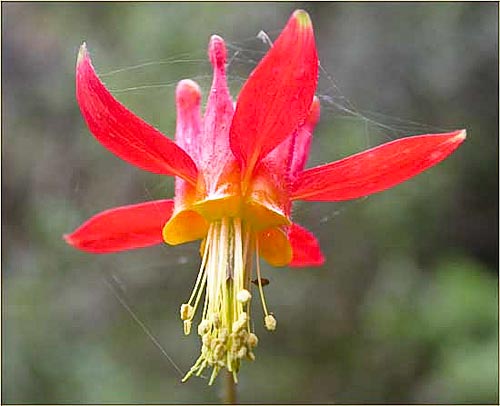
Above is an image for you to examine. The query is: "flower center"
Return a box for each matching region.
[180,217,276,384]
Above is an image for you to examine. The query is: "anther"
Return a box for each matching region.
[180,303,194,321]
[237,347,247,359]
[184,320,192,335]
[238,329,249,341]
[214,344,225,359]
[232,320,240,332]
[198,319,211,336]
[218,328,228,342]
[247,332,259,348]
[212,314,221,327]
[237,289,252,304]
[232,312,248,332]
[264,314,277,331]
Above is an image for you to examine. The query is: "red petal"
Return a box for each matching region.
[76,44,198,185]
[289,96,321,178]
[173,79,204,231]
[291,130,466,201]
[247,97,321,222]
[263,95,321,182]
[200,36,237,195]
[230,10,318,179]
[288,223,325,267]
[64,200,174,253]
[175,79,203,160]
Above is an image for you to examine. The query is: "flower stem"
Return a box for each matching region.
[224,370,237,404]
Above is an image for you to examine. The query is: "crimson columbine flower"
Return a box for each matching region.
[65,10,465,384]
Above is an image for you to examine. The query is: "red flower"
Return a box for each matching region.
[65,10,465,384]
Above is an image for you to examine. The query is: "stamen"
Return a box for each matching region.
[182,218,259,384]
[255,238,277,331]
[179,227,212,335]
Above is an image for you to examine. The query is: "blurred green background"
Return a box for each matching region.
[2,2,498,404]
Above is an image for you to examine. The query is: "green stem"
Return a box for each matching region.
[224,370,237,404]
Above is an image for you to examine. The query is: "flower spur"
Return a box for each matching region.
[65,10,466,384]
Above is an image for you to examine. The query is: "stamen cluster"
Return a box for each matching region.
[179,218,274,384]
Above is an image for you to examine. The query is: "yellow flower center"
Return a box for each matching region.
[179,217,275,384]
